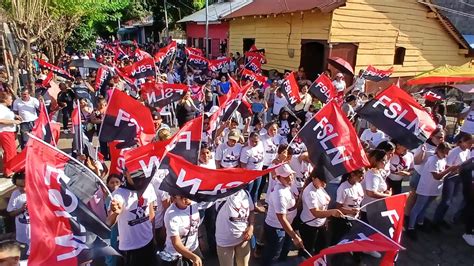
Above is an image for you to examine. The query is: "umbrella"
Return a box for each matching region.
[69,59,101,69]
[328,56,354,75]
[407,65,474,85]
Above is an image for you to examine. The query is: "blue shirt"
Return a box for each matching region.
[218,81,230,94]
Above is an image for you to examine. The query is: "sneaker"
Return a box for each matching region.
[363,251,382,258]
[462,234,474,246]
[406,229,418,241]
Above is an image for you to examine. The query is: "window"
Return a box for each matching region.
[394,47,406,65]
[243,38,256,52]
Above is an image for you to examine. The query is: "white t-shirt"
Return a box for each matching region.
[12,97,39,122]
[0,104,16,132]
[446,146,470,166]
[7,189,30,244]
[413,143,437,174]
[300,184,330,227]
[460,108,474,134]
[261,134,280,166]
[240,143,265,170]
[273,95,288,115]
[150,175,170,228]
[289,141,307,156]
[111,186,157,251]
[279,120,291,138]
[215,190,254,247]
[199,159,217,169]
[416,155,446,196]
[336,181,364,217]
[389,152,414,181]
[360,129,386,149]
[215,142,242,168]
[164,203,201,256]
[361,169,388,207]
[332,80,346,92]
[289,155,313,189]
[265,182,297,228]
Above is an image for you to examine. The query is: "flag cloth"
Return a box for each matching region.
[130,57,156,80]
[365,193,408,266]
[95,66,112,92]
[154,40,177,69]
[357,84,437,149]
[99,89,155,145]
[187,53,209,71]
[299,101,369,181]
[245,57,262,73]
[108,141,133,176]
[209,58,232,72]
[25,136,119,265]
[185,47,204,57]
[362,65,394,82]
[133,48,152,62]
[244,51,266,65]
[42,71,54,87]
[37,59,74,81]
[113,66,138,92]
[222,82,253,122]
[241,69,267,87]
[309,74,337,103]
[300,218,404,266]
[159,153,279,202]
[280,72,302,108]
[423,90,445,102]
[71,100,83,155]
[140,82,189,108]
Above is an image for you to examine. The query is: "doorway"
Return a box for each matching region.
[300,40,327,81]
[243,38,255,53]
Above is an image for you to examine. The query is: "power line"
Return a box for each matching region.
[459,0,474,9]
[418,1,474,19]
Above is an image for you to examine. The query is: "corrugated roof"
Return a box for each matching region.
[178,0,252,23]
[224,0,346,18]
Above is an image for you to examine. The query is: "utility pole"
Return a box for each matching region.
[205,0,209,58]
[164,0,169,42]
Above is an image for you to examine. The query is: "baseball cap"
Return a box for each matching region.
[275,164,295,178]
[228,129,240,142]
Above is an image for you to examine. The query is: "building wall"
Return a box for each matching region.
[228,11,332,72]
[330,0,470,77]
[186,22,229,58]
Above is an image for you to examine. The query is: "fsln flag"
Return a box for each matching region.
[133,48,152,62]
[130,57,156,80]
[365,193,408,266]
[245,57,262,73]
[99,89,155,145]
[25,136,119,265]
[140,82,189,108]
[185,47,204,57]
[357,84,437,149]
[244,51,266,65]
[222,82,253,122]
[187,53,209,70]
[154,40,177,69]
[209,58,232,72]
[362,65,394,82]
[300,218,404,266]
[159,153,279,202]
[280,72,302,108]
[423,90,444,102]
[95,66,112,92]
[309,74,337,103]
[299,101,370,180]
[37,59,74,81]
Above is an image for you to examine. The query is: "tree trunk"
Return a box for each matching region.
[25,40,34,85]
[12,57,20,95]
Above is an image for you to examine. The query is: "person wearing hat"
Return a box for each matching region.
[332,72,346,95]
[215,129,242,169]
[262,164,304,265]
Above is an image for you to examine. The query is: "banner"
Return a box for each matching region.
[187,53,209,70]
[209,58,232,72]
[365,193,408,266]
[95,66,112,92]
[309,74,337,103]
[130,57,156,80]
[280,72,302,108]
[299,101,369,180]
[300,218,404,266]
[99,89,155,145]
[38,59,74,81]
[357,85,437,149]
[362,65,394,82]
[141,82,189,108]
[25,136,119,265]
[185,47,204,57]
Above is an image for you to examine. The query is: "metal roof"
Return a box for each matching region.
[224,0,346,18]
[178,0,252,23]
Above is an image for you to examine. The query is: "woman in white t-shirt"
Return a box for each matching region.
[361,150,392,212]
[215,189,255,266]
[360,124,387,149]
[0,92,21,178]
[262,164,304,265]
[215,129,242,169]
[387,141,414,195]
[407,143,457,241]
[240,132,265,205]
[299,173,343,255]
[258,122,282,201]
[7,173,30,250]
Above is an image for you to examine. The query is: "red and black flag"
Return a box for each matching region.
[185,47,204,57]
[423,90,445,102]
[244,51,266,65]
[237,97,253,120]
[280,72,302,108]
[209,58,232,72]
[299,101,369,180]
[309,74,337,103]
[113,66,138,92]
[357,84,437,149]
[25,136,119,266]
[71,100,83,155]
[133,48,152,62]
[361,65,394,82]
[37,59,74,81]
[241,69,267,88]
[154,40,177,69]
[222,82,253,122]
[99,89,155,145]
[140,82,189,108]
[187,53,209,71]
[245,57,262,73]
[130,57,156,80]
[95,66,112,92]
[364,193,408,266]
[300,218,404,266]
[42,71,54,88]
[108,140,132,176]
[159,152,279,202]
[112,45,129,61]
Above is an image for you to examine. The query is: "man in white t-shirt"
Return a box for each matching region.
[12,88,39,148]
[360,124,387,149]
[215,129,242,169]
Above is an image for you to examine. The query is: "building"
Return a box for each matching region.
[178,0,251,58]
[118,15,155,44]
[224,0,473,89]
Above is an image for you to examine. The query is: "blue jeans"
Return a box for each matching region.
[326,182,339,209]
[105,224,119,266]
[261,223,292,265]
[408,194,436,229]
[433,174,463,224]
[246,177,262,203]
